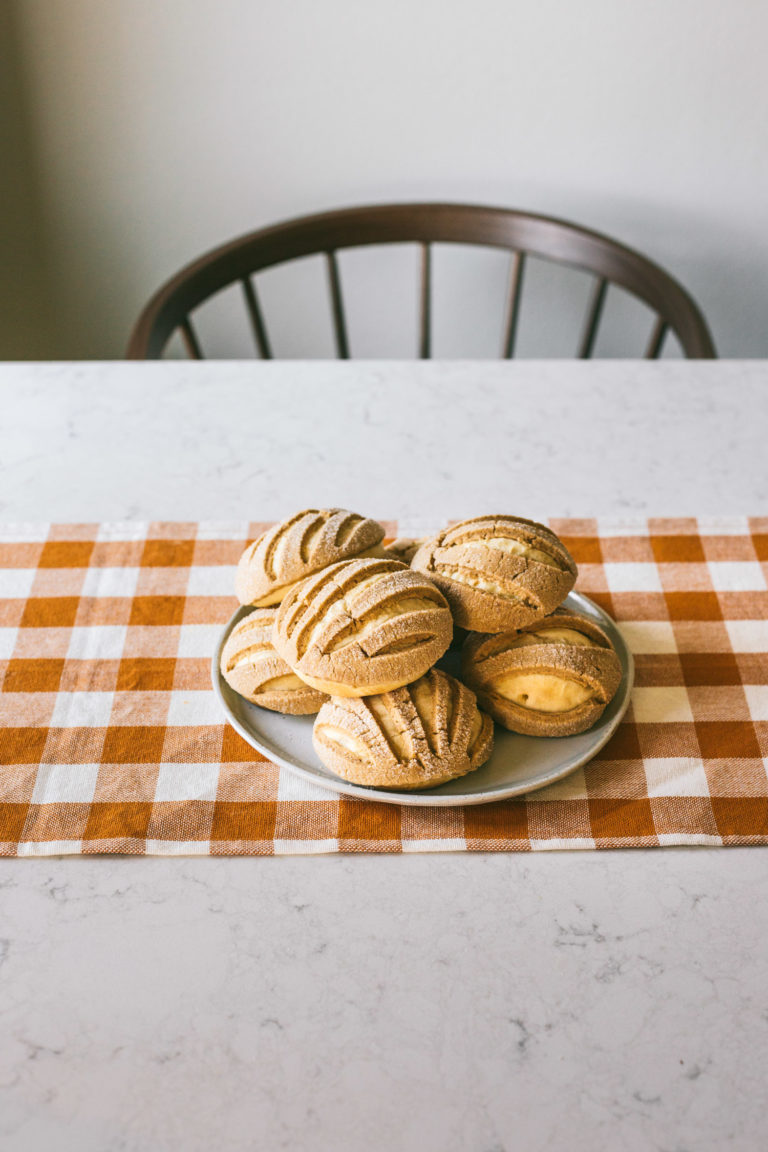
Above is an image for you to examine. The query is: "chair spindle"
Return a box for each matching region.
[502,251,526,358]
[241,277,272,359]
[578,277,608,359]
[645,316,669,359]
[326,251,350,359]
[180,317,203,359]
[419,243,431,359]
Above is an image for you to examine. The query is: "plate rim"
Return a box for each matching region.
[211,593,634,807]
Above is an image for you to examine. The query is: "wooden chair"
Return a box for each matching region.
[126,203,716,360]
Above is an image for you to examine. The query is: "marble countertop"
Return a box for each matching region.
[1,360,767,1152]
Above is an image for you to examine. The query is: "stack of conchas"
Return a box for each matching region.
[221,510,623,791]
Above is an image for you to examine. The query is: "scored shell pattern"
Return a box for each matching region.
[220,608,327,714]
[461,609,622,736]
[272,557,454,696]
[313,668,494,789]
[236,508,385,607]
[412,515,577,632]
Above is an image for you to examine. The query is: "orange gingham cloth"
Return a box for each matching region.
[1,518,767,856]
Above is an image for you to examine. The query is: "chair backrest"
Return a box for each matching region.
[126,203,716,360]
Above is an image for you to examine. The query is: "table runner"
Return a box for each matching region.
[1,518,767,855]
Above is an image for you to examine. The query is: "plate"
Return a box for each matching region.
[211,592,634,807]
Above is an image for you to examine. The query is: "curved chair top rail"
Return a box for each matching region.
[126,202,716,360]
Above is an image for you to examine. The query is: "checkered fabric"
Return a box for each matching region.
[1,518,767,856]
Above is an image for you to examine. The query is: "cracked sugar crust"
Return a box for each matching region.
[220,608,327,714]
[411,515,577,633]
[312,668,494,789]
[235,508,386,607]
[272,557,454,697]
[461,608,622,737]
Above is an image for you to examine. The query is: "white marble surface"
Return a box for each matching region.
[0,360,766,520]
[2,360,768,1152]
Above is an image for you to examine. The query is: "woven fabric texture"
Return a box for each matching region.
[1,518,767,856]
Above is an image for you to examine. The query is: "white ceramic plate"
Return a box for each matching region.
[211,592,634,807]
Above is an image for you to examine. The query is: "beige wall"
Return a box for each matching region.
[10,0,768,358]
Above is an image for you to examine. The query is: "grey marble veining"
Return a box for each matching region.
[2,360,768,1152]
[2,853,768,1152]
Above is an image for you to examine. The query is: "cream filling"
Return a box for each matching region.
[467,707,483,755]
[229,648,305,693]
[507,627,597,649]
[482,536,563,569]
[439,565,531,602]
[409,677,441,754]
[260,672,306,693]
[316,724,369,759]
[229,643,270,670]
[496,672,593,713]
[253,576,303,607]
[335,514,364,548]
[299,516,326,562]
[327,595,438,652]
[271,526,295,577]
[297,569,389,655]
[410,677,437,725]
[368,696,413,759]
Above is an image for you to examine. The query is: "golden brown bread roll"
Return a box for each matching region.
[220,609,327,714]
[312,668,494,789]
[412,515,577,632]
[272,557,453,697]
[461,609,622,736]
[236,508,385,607]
